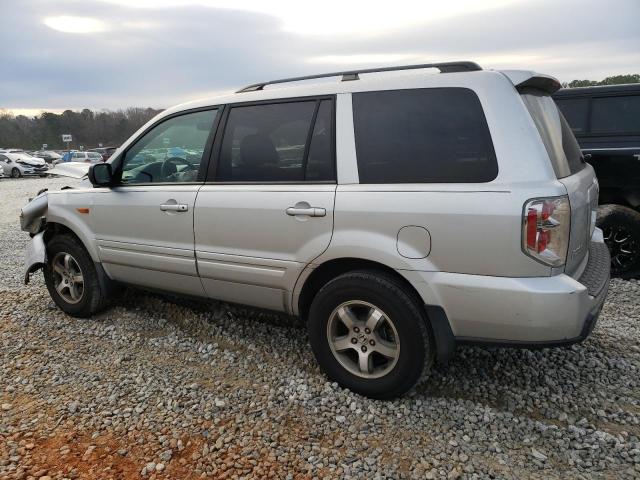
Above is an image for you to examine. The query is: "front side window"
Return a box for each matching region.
[120,109,217,184]
[216,99,334,182]
[590,95,640,134]
[352,88,498,184]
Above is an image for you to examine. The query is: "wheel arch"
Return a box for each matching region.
[294,257,456,363]
[599,189,640,211]
[43,220,99,262]
[296,258,419,320]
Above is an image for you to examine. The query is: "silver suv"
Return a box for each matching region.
[21,62,610,398]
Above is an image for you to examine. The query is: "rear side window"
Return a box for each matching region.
[352,88,497,184]
[216,99,334,182]
[555,97,589,134]
[521,88,584,178]
[590,95,640,134]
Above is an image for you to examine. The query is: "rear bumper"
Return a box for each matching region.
[408,238,610,346]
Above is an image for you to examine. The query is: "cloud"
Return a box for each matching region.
[44,15,109,33]
[92,0,527,36]
[0,0,638,112]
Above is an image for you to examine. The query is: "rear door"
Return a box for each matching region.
[194,97,336,312]
[521,89,597,275]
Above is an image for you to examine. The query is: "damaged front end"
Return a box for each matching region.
[20,191,49,284]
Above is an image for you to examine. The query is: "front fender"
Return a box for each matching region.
[24,232,46,284]
[20,192,48,234]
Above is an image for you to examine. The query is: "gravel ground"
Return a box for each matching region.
[1,176,639,480]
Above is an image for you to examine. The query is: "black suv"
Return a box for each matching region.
[554,83,640,278]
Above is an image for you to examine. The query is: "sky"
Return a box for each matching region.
[1,0,639,116]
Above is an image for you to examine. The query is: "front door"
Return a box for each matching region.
[91,108,219,296]
[194,98,336,311]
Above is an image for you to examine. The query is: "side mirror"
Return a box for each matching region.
[88,163,113,187]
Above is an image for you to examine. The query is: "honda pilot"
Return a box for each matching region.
[21,62,610,398]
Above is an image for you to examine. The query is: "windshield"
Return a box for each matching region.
[520,88,585,178]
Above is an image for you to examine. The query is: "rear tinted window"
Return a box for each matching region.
[521,88,584,178]
[554,97,589,134]
[352,88,497,184]
[591,95,640,134]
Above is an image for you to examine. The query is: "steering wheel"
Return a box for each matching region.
[161,156,193,179]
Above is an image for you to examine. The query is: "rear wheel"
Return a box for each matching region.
[597,204,640,278]
[11,168,21,178]
[44,234,113,317]
[308,271,433,399]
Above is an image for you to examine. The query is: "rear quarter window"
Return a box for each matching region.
[521,88,584,178]
[352,88,498,184]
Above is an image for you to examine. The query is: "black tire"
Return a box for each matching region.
[597,204,640,279]
[11,168,21,178]
[308,270,434,399]
[43,234,112,317]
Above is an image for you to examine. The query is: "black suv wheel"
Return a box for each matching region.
[597,204,640,278]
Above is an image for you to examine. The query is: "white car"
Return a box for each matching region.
[0,152,48,177]
[69,151,104,164]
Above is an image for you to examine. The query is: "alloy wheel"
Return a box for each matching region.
[51,252,85,304]
[603,225,639,275]
[326,301,400,379]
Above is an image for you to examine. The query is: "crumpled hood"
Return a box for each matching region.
[46,161,90,178]
[16,155,46,166]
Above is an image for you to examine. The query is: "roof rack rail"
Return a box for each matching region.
[236,61,482,93]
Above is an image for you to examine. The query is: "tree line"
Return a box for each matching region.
[561,74,639,88]
[0,107,162,150]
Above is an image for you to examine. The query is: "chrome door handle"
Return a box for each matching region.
[160,203,188,212]
[286,207,326,217]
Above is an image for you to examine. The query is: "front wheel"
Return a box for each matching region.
[597,204,640,278]
[308,271,433,399]
[44,234,113,317]
[11,168,21,178]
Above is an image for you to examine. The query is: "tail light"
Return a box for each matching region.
[522,196,570,267]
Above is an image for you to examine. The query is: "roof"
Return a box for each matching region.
[161,66,556,117]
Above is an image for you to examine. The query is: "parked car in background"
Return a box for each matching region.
[0,148,27,155]
[554,83,640,278]
[33,150,63,164]
[4,150,48,163]
[21,62,610,399]
[88,147,118,161]
[0,152,48,177]
[60,151,105,164]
